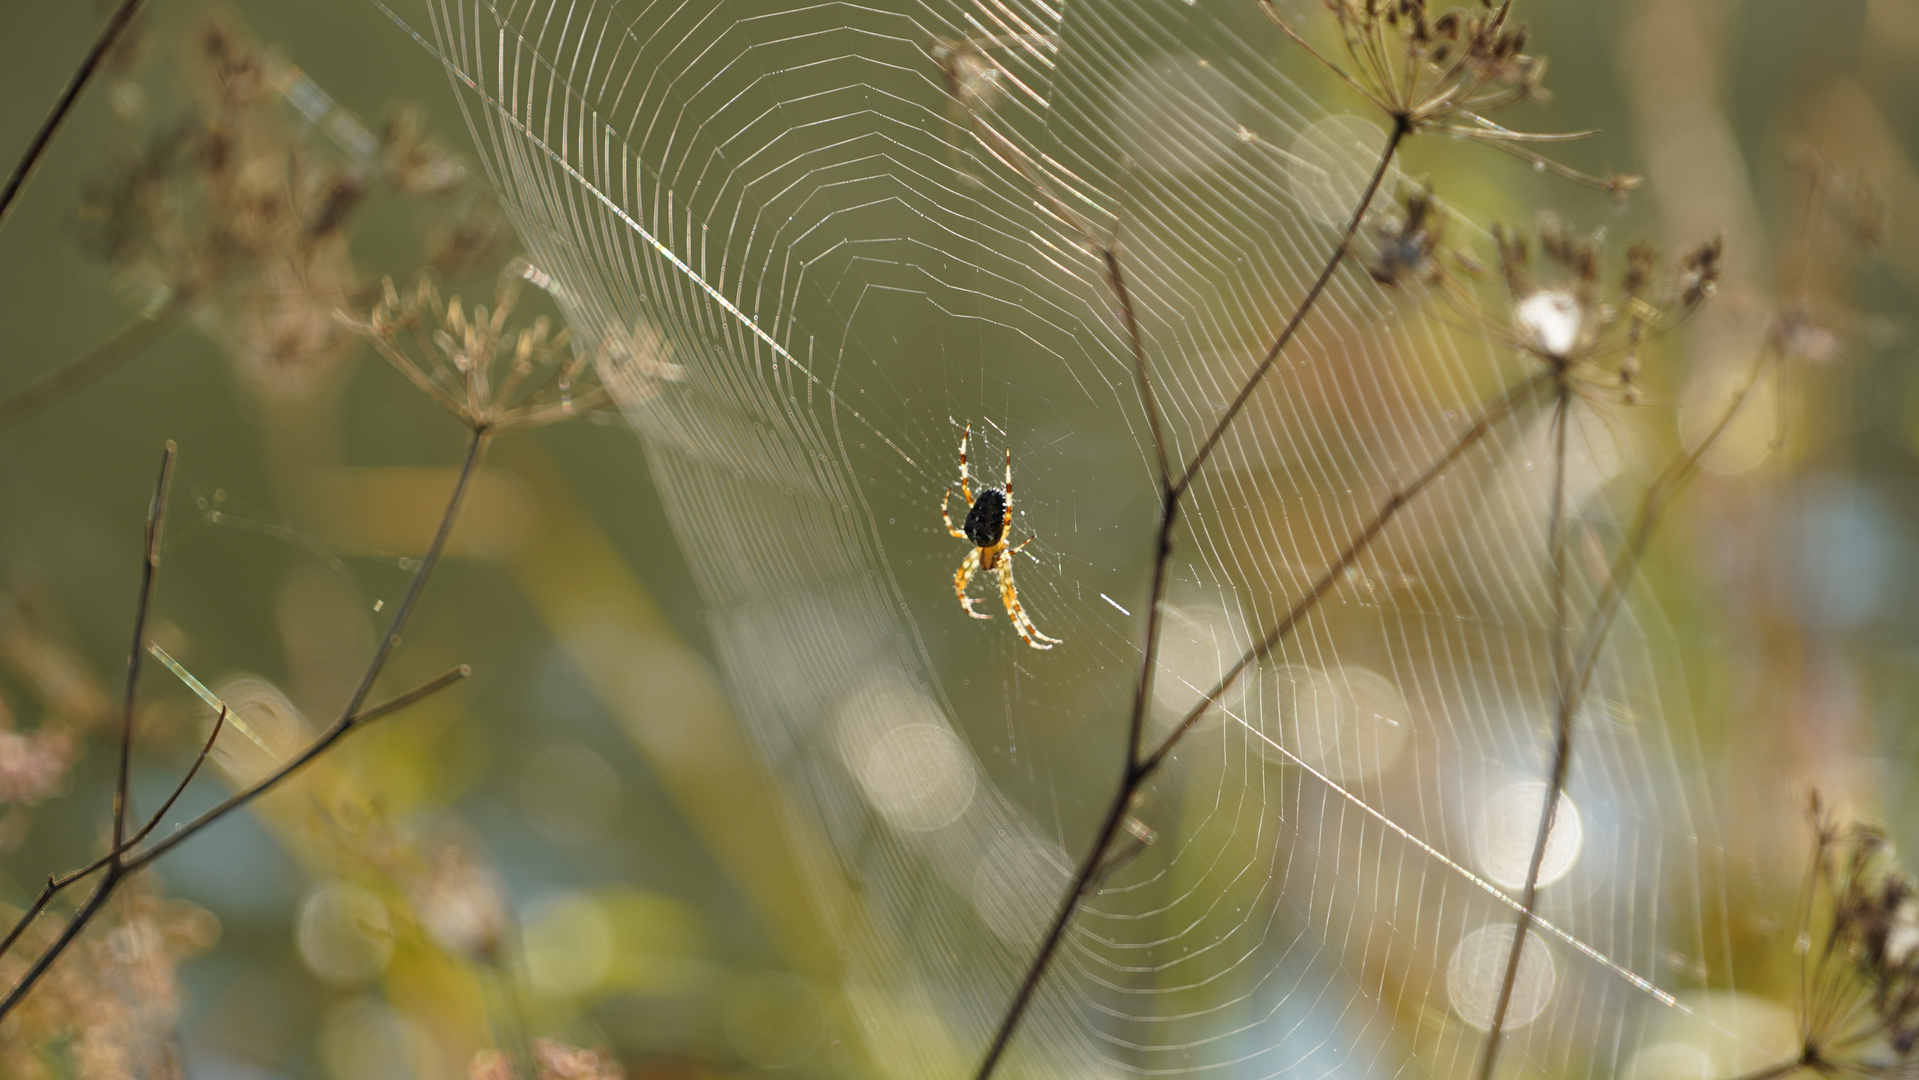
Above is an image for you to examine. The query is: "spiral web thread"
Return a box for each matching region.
[376,0,1744,1075]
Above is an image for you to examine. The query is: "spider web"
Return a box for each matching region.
[375,0,1741,1075]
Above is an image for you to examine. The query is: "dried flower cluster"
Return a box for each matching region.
[1261,0,1638,196]
[1777,804,1919,1076]
[1491,215,1720,402]
[1367,194,1718,409]
[1275,0,1542,127]
[0,593,114,851]
[404,835,510,965]
[470,1038,626,1080]
[341,270,619,432]
[1364,186,1723,406]
[0,878,218,1080]
[72,16,500,399]
[1767,145,1890,368]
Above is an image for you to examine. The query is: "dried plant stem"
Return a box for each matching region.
[125,424,489,867]
[1115,116,1410,786]
[1475,347,1779,1080]
[112,443,175,850]
[127,663,472,872]
[1142,371,1549,772]
[971,364,1544,1080]
[0,705,227,962]
[1174,118,1409,496]
[1128,116,1408,789]
[0,427,486,1022]
[974,118,1407,1080]
[1569,349,1775,712]
[0,0,146,233]
[1103,247,1171,487]
[1474,384,1573,1080]
[0,305,182,429]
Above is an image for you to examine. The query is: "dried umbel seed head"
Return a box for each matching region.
[380,105,469,196]
[57,12,507,414]
[409,840,509,965]
[0,877,219,1080]
[1260,0,1637,196]
[340,266,615,433]
[1536,213,1601,304]
[1796,810,1919,1064]
[1513,289,1588,360]
[1788,143,1890,249]
[1493,221,1533,299]
[1622,240,1658,300]
[0,728,77,807]
[1465,218,1723,404]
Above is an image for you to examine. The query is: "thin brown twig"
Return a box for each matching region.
[0,706,227,964]
[124,663,470,870]
[1102,247,1170,487]
[1141,371,1548,774]
[128,705,229,852]
[1174,117,1409,497]
[0,427,487,1023]
[1474,383,1573,1080]
[0,0,147,233]
[125,420,488,869]
[112,443,176,853]
[1568,347,1775,709]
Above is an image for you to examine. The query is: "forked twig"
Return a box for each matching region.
[0,429,487,1021]
[0,704,226,963]
[125,664,472,870]
[1172,117,1410,498]
[1124,117,1408,777]
[113,443,176,854]
[972,363,1545,1080]
[1141,372,1549,773]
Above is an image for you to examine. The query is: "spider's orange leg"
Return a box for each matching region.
[942,488,968,540]
[958,423,975,504]
[954,546,993,619]
[1000,445,1013,539]
[995,541,1061,649]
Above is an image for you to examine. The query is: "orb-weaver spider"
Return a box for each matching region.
[941,424,1062,650]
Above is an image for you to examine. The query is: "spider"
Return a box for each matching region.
[942,424,1062,650]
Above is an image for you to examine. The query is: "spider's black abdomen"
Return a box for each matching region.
[964,488,1008,547]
